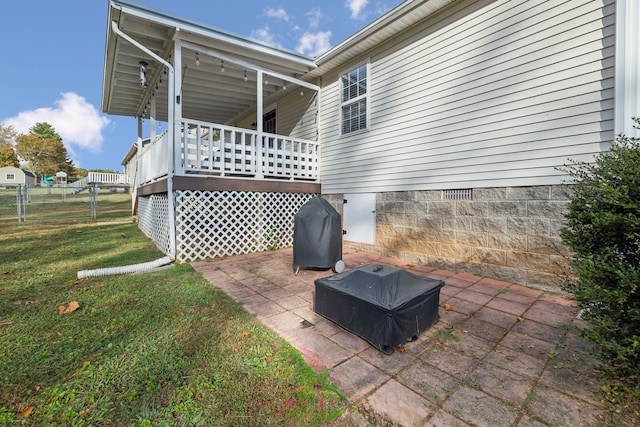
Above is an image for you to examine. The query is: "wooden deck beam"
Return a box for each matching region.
[137,176,320,196]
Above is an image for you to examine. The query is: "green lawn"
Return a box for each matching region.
[0,195,348,426]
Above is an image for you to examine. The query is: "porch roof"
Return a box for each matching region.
[102,0,317,124]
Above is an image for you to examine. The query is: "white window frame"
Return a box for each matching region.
[339,61,370,135]
[5,173,15,181]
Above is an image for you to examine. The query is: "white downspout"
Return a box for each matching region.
[77,256,173,278]
[111,20,177,260]
[615,0,640,137]
[315,78,321,184]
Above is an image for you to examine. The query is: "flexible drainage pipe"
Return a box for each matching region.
[77,256,173,279]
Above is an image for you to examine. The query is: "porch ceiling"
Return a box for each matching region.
[102,0,317,124]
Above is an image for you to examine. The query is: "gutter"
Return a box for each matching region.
[110,20,178,260]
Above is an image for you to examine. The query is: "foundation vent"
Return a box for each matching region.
[443,189,473,201]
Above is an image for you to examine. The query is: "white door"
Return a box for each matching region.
[343,193,376,244]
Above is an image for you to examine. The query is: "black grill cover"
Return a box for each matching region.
[314,264,444,353]
[293,197,342,269]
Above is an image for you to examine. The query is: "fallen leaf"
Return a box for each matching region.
[266,355,273,362]
[59,301,80,314]
[0,321,13,327]
[443,303,452,311]
[35,386,41,392]
[25,300,35,306]
[79,408,91,415]
[20,406,34,417]
[242,331,252,337]
[120,233,126,238]
[396,346,406,353]
[517,317,525,322]
[3,271,13,275]
[284,396,296,409]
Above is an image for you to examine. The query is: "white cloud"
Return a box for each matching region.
[265,7,290,22]
[3,92,110,156]
[296,31,332,57]
[346,0,369,19]
[306,8,323,29]
[251,26,282,47]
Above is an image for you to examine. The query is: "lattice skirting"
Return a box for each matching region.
[137,194,171,255]
[174,190,315,262]
[137,190,316,262]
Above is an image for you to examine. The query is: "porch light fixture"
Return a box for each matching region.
[139,61,148,88]
[195,52,200,66]
[243,70,248,82]
[300,90,304,96]
[220,60,225,73]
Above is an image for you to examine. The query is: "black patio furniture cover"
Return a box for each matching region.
[314,263,444,353]
[293,196,342,270]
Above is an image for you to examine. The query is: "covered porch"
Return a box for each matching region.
[103,0,321,188]
[102,0,322,261]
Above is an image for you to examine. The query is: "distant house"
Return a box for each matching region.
[104,0,638,290]
[0,166,36,187]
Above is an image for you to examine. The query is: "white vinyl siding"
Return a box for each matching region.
[319,0,615,194]
[278,90,318,141]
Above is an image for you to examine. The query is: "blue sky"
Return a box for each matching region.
[0,0,401,172]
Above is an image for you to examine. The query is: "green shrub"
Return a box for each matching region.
[560,118,640,381]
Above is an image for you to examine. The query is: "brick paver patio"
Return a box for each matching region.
[191,248,611,426]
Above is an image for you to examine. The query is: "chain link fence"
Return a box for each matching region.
[2,185,127,222]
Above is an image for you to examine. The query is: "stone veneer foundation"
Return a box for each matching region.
[324,185,571,292]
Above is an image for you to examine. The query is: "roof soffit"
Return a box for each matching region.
[103,0,317,123]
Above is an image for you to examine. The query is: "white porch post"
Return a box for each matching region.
[615,0,640,136]
[256,71,264,179]
[133,117,143,214]
[150,95,156,140]
[174,40,184,177]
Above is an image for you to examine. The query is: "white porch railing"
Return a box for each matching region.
[138,130,169,185]
[179,119,319,181]
[87,172,129,185]
[71,172,130,192]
